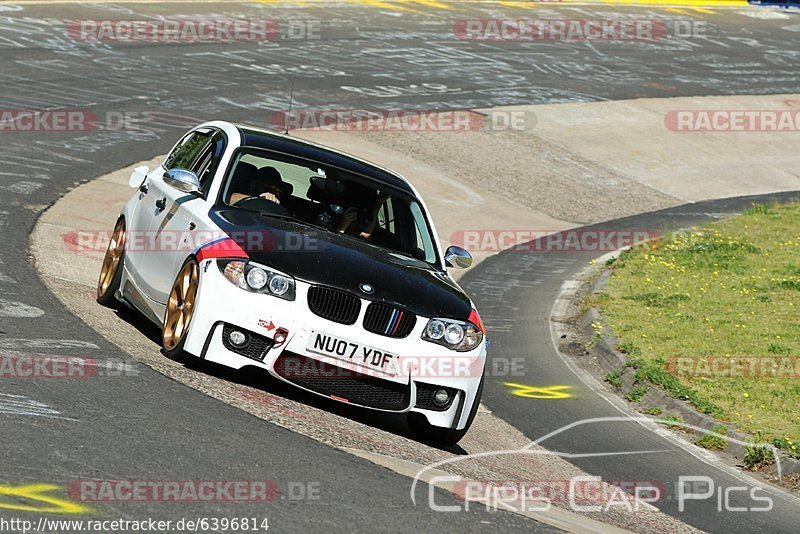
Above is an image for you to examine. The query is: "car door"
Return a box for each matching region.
[125,161,178,287]
[137,128,223,304]
[164,128,229,283]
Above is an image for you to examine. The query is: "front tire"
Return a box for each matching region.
[162,257,200,360]
[97,218,126,307]
[407,376,484,447]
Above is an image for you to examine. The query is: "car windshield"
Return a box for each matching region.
[220,147,439,266]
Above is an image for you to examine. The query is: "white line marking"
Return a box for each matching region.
[0,339,99,349]
[0,393,77,421]
[3,181,42,194]
[0,298,44,318]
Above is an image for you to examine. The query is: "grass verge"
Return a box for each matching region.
[594,202,800,460]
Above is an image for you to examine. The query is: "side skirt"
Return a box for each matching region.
[120,273,165,327]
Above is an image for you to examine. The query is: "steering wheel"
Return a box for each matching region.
[234,196,291,217]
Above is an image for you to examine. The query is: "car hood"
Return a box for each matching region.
[209,208,472,320]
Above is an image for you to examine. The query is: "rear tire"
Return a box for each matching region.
[408,376,484,447]
[96,218,126,307]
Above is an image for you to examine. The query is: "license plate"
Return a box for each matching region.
[306,331,396,375]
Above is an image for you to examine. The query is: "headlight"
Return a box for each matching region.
[422,317,483,352]
[425,319,446,340]
[445,323,465,345]
[246,267,268,290]
[269,274,291,296]
[218,260,295,301]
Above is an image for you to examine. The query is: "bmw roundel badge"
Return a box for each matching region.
[359,283,374,294]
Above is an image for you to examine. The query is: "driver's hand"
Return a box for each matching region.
[337,207,358,233]
[341,207,358,225]
[259,192,280,204]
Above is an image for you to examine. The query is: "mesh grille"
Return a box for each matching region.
[274,352,410,411]
[307,286,361,325]
[221,324,274,362]
[363,302,416,338]
[414,382,458,412]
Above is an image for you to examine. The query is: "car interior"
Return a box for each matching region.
[220,149,438,265]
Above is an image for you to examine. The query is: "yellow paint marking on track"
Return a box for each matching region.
[665,7,690,14]
[361,0,422,12]
[403,0,453,9]
[690,7,716,14]
[253,0,316,5]
[0,484,90,515]
[248,0,743,8]
[503,383,573,399]
[498,1,534,7]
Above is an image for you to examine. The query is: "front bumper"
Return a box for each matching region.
[182,258,486,430]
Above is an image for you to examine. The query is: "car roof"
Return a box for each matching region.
[234,125,415,194]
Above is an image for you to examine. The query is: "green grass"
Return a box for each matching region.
[661,415,684,430]
[605,371,622,388]
[596,202,800,460]
[625,386,649,403]
[695,425,729,451]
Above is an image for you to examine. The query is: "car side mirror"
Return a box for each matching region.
[128,165,149,188]
[163,168,201,195]
[444,245,473,269]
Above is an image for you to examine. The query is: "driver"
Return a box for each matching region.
[230,166,287,206]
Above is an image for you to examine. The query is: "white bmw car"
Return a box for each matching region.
[97,121,486,445]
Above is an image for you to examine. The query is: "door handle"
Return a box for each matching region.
[155,197,167,211]
[139,183,149,195]
[189,222,196,230]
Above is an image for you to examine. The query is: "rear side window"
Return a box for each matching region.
[164,130,213,171]
[195,131,226,196]
[376,198,395,234]
[408,201,437,264]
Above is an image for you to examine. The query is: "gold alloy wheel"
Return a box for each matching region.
[163,259,199,351]
[97,219,125,299]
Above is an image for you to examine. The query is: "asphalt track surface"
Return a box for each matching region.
[1,1,799,532]
[461,192,800,533]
